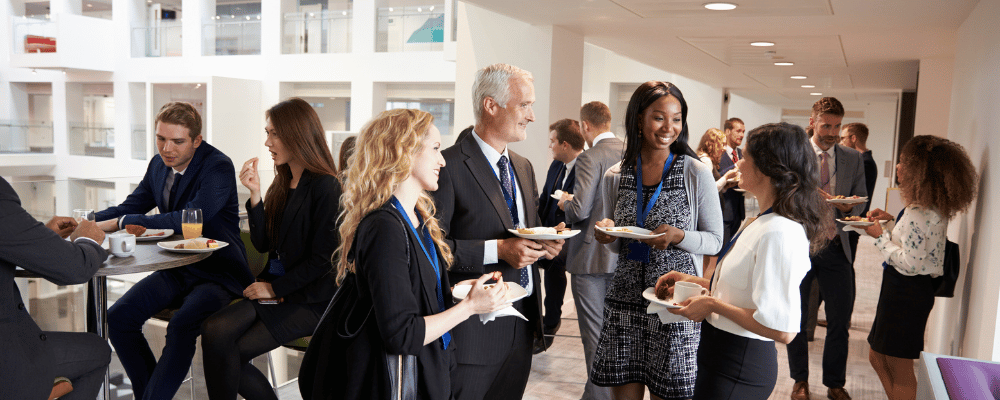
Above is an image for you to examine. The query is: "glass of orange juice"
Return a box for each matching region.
[182,208,203,239]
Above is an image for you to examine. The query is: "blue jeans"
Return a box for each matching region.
[107,268,234,400]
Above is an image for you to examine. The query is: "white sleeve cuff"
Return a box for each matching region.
[74,237,102,247]
[484,239,499,265]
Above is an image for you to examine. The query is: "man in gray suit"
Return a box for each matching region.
[787,97,868,400]
[559,101,624,400]
[0,176,111,400]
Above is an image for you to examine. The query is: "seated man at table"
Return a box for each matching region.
[0,176,111,400]
[93,101,252,400]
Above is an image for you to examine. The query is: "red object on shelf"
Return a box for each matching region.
[24,35,57,53]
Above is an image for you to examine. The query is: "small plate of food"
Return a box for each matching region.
[550,189,567,200]
[158,238,228,253]
[826,195,868,204]
[594,225,665,240]
[121,225,173,241]
[642,287,681,309]
[452,281,529,304]
[837,216,876,227]
[508,227,580,240]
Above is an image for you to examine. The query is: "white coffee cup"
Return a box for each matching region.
[673,281,709,303]
[109,233,136,257]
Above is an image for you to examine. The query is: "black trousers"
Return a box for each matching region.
[48,331,112,400]
[451,316,533,400]
[787,238,855,388]
[693,322,777,400]
[537,251,567,330]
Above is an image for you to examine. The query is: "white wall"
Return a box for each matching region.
[924,0,1000,361]
[726,93,782,134]
[914,58,955,139]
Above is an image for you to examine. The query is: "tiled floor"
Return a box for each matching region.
[26,236,890,400]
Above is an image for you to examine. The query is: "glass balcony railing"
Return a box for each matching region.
[204,17,262,56]
[0,120,54,154]
[131,22,183,57]
[282,10,352,54]
[69,125,115,157]
[375,5,445,52]
[12,15,57,55]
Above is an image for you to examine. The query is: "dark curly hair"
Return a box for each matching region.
[899,135,977,219]
[746,122,833,254]
[620,81,698,170]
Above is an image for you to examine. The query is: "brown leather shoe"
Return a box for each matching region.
[791,381,810,400]
[827,387,852,400]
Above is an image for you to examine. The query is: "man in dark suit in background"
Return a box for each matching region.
[533,118,584,353]
[433,63,564,400]
[93,102,253,400]
[788,97,868,400]
[559,101,624,400]
[718,117,746,249]
[1,177,111,400]
[841,122,878,262]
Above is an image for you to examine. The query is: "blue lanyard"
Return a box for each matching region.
[712,207,773,291]
[635,153,674,228]
[389,196,450,349]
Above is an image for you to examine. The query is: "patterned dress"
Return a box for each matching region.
[591,155,700,399]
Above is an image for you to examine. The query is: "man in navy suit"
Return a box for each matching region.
[533,118,584,353]
[787,97,868,400]
[718,117,745,250]
[94,102,252,400]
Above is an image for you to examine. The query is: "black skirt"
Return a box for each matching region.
[252,299,326,344]
[692,322,777,400]
[867,266,936,359]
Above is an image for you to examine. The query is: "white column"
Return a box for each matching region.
[50,0,82,15]
[182,0,209,56]
[260,0,281,56]
[352,0,375,55]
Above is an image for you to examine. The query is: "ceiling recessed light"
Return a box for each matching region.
[87,3,93,7]
[388,7,393,11]
[342,11,347,15]
[429,6,435,11]
[774,62,794,66]
[750,41,774,47]
[790,75,807,79]
[810,92,823,96]
[704,2,738,10]
[801,85,815,88]
[417,7,422,12]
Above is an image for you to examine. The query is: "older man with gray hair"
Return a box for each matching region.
[433,63,564,400]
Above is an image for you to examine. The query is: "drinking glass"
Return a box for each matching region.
[182,208,203,239]
[73,209,95,223]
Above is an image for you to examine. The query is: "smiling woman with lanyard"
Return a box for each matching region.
[591,81,723,400]
[657,123,832,399]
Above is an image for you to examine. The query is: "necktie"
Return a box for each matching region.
[555,165,567,191]
[164,171,179,211]
[731,149,739,163]
[820,152,831,193]
[498,156,528,288]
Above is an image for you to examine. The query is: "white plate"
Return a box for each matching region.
[642,287,681,309]
[507,228,580,240]
[594,225,665,240]
[837,219,875,227]
[117,228,174,241]
[733,188,747,193]
[550,189,566,200]
[452,282,529,303]
[158,238,229,253]
[826,197,868,204]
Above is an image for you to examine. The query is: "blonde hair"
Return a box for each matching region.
[336,109,453,282]
[696,128,727,169]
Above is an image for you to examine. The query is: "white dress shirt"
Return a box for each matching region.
[592,132,617,148]
[471,130,533,295]
[560,158,577,191]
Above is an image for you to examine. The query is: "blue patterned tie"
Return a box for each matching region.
[498,156,529,288]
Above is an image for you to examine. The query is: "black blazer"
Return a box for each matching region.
[431,132,544,365]
[861,150,878,215]
[0,177,108,400]
[719,147,745,223]
[537,159,576,227]
[341,205,454,400]
[246,170,340,304]
[94,142,252,295]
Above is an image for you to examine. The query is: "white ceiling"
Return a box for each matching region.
[463,0,980,109]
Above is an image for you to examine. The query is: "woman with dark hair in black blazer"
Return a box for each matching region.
[201,98,342,400]
[332,109,510,400]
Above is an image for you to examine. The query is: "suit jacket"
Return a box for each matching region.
[432,132,544,364]
[861,150,878,215]
[562,136,625,275]
[94,142,252,295]
[0,177,108,400]
[246,170,341,304]
[537,159,576,227]
[828,144,869,262]
[719,147,745,223]
[344,205,455,400]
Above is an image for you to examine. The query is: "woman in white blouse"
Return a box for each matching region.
[655,122,833,399]
[861,135,977,400]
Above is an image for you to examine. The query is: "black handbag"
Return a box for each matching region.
[298,209,420,400]
[934,239,960,297]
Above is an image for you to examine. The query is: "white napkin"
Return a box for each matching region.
[646,302,687,324]
[479,306,528,324]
